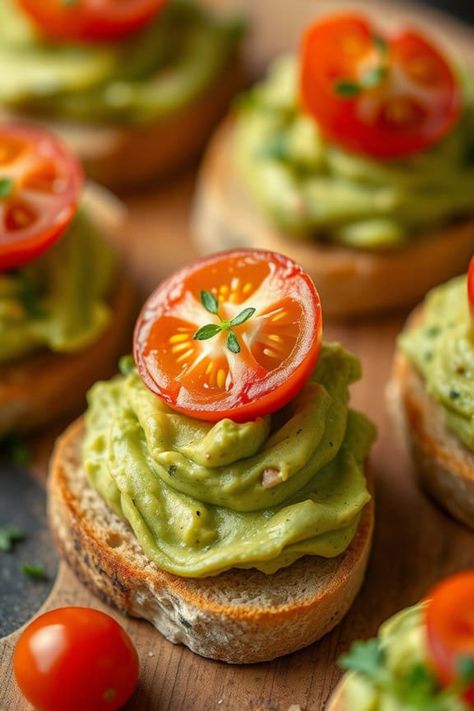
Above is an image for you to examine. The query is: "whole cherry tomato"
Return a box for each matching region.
[300,14,461,158]
[0,124,83,272]
[425,571,474,708]
[134,249,323,422]
[16,0,167,43]
[13,607,139,711]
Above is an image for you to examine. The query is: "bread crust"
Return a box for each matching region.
[1,57,242,191]
[191,118,474,318]
[0,276,135,435]
[391,306,474,528]
[48,418,374,664]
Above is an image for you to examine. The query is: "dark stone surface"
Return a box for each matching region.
[0,461,58,637]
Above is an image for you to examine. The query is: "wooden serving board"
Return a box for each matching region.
[1,2,473,710]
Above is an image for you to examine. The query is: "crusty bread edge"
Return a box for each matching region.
[191,118,474,319]
[389,306,474,529]
[48,418,374,664]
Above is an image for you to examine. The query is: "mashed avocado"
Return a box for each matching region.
[399,276,474,451]
[234,57,474,249]
[0,209,116,364]
[342,605,468,710]
[83,343,375,578]
[0,0,243,124]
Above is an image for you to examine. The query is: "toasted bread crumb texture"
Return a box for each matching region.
[82,343,375,577]
[391,342,474,528]
[48,419,374,663]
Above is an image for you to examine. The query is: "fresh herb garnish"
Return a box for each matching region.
[0,178,13,199]
[0,526,25,553]
[119,355,135,376]
[21,562,48,581]
[458,656,474,685]
[193,290,256,354]
[340,638,388,683]
[335,32,389,97]
[334,80,362,97]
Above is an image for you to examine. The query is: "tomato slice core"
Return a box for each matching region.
[134,250,323,422]
[16,0,167,43]
[468,256,474,323]
[425,571,474,707]
[0,125,83,272]
[300,13,461,158]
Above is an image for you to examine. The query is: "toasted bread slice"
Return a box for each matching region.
[0,188,135,435]
[48,418,374,664]
[191,118,474,319]
[1,58,242,192]
[390,306,474,529]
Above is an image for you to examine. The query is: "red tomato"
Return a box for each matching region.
[300,14,461,158]
[16,0,167,43]
[425,571,474,707]
[134,249,323,422]
[0,124,83,272]
[468,256,474,322]
[13,607,139,711]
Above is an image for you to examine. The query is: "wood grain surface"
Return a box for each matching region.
[1,1,473,710]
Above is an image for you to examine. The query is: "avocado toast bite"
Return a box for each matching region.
[0,123,134,435]
[192,13,474,318]
[391,257,474,528]
[327,571,474,711]
[0,0,244,190]
[49,249,376,663]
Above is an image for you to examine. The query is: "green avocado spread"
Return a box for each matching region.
[342,604,469,710]
[0,0,243,125]
[83,342,376,578]
[234,57,474,249]
[0,208,116,365]
[399,275,474,452]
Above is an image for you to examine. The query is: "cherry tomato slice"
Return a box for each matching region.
[134,249,323,422]
[300,13,461,158]
[0,124,83,272]
[16,0,167,43]
[13,607,139,711]
[425,571,474,707]
[468,256,474,323]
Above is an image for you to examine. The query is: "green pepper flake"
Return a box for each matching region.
[334,80,361,97]
[21,562,48,581]
[0,178,14,199]
[449,388,460,400]
[119,354,135,376]
[0,526,25,553]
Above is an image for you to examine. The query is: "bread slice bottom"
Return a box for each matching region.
[0,276,135,436]
[391,331,474,529]
[1,57,243,192]
[48,418,374,664]
[191,118,474,319]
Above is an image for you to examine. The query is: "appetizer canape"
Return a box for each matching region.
[49,249,376,663]
[328,571,474,711]
[193,13,474,318]
[0,123,134,436]
[392,257,474,528]
[0,0,244,189]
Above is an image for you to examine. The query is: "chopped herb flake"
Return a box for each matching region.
[21,562,48,581]
[0,526,25,553]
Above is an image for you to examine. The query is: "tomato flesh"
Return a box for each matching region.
[300,13,461,158]
[14,607,139,711]
[0,124,83,272]
[17,0,167,43]
[425,571,474,707]
[134,250,323,422]
[468,256,474,323]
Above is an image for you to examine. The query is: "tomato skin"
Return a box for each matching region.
[16,0,167,43]
[13,607,139,711]
[300,13,461,159]
[134,249,323,423]
[0,124,83,272]
[425,571,474,707]
[468,256,474,322]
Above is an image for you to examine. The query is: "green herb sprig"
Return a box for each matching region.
[334,33,389,98]
[193,291,255,354]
